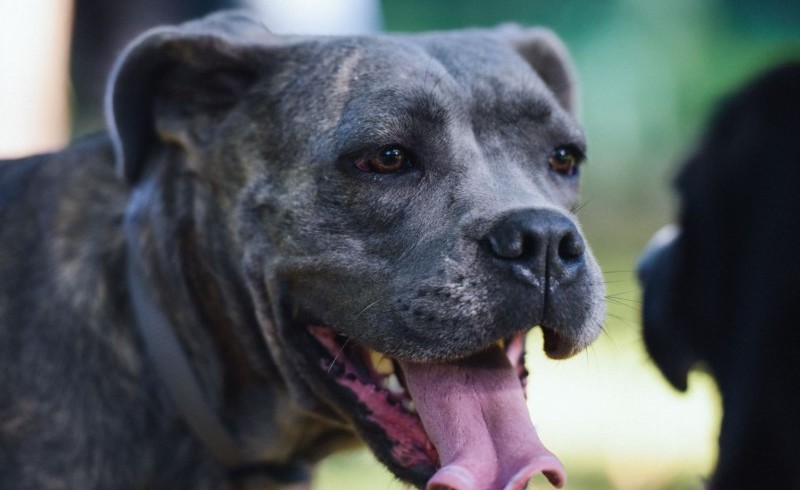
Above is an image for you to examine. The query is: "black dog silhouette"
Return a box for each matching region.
[639,63,800,489]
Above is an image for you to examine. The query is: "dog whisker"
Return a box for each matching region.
[606,295,641,305]
[328,337,352,375]
[601,269,634,275]
[396,236,425,263]
[573,197,594,214]
[602,279,629,285]
[605,298,641,313]
[605,290,637,299]
[354,299,381,320]
[603,312,638,328]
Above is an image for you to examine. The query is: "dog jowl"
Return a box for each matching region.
[0,11,605,490]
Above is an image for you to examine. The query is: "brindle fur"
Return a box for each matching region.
[0,11,605,489]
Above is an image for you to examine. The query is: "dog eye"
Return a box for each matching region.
[355,146,412,174]
[549,145,585,176]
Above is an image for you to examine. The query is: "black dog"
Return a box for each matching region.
[638,63,800,489]
[0,11,605,490]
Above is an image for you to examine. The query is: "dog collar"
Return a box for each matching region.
[125,221,308,485]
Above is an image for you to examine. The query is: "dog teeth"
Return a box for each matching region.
[369,350,395,376]
[402,399,416,413]
[381,373,405,395]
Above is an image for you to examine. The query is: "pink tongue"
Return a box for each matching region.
[399,345,566,490]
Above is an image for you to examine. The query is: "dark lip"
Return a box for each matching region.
[303,323,530,485]
[541,326,581,359]
[303,324,436,487]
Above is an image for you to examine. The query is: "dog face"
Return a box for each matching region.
[108,12,605,488]
[638,63,800,486]
[638,63,800,392]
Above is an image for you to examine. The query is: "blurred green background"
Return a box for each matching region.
[313,1,800,489]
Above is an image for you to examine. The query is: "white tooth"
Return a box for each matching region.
[381,373,404,395]
[370,351,395,376]
[402,399,416,413]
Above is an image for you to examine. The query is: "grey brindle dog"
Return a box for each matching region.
[0,11,605,490]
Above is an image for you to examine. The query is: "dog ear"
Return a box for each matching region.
[105,10,271,183]
[502,26,578,115]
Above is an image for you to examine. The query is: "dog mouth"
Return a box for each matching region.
[308,325,566,489]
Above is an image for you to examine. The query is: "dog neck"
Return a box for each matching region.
[125,216,313,486]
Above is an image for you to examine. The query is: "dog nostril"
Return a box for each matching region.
[488,231,525,260]
[557,231,584,261]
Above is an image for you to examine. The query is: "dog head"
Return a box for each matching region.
[108,11,605,489]
[638,63,800,486]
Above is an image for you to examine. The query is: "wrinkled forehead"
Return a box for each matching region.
[346,32,561,114]
[284,32,579,146]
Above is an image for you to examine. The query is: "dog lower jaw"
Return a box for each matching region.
[307,325,565,489]
[309,325,439,473]
[541,327,581,360]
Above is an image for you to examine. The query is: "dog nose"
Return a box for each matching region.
[485,209,585,284]
[637,224,681,285]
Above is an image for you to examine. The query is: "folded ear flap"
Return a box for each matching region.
[105,11,271,183]
[502,26,578,115]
